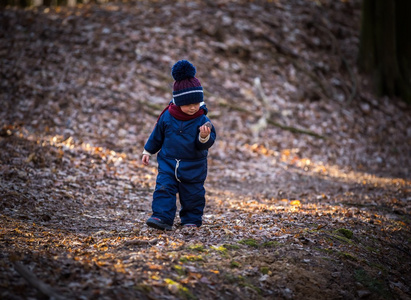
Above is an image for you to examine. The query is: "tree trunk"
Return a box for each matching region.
[396,0,411,101]
[19,0,30,7]
[359,0,411,103]
[358,0,375,74]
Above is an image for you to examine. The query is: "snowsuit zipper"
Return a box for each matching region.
[175,159,181,182]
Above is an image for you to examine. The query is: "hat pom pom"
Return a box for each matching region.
[171,60,196,81]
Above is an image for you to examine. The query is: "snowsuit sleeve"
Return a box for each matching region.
[144,116,165,155]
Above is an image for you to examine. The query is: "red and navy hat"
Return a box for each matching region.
[171,60,203,106]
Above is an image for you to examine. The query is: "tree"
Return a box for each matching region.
[358,0,411,104]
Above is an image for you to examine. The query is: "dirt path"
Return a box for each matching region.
[1,1,410,299]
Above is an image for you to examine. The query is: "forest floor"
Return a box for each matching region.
[1,0,410,299]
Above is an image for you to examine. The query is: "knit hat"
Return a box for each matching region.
[171,60,203,106]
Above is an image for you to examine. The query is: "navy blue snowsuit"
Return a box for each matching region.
[144,106,216,227]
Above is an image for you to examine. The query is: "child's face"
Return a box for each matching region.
[180,103,200,115]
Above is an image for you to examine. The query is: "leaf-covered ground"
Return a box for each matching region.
[1,0,410,299]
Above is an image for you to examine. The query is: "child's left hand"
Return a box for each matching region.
[199,124,211,138]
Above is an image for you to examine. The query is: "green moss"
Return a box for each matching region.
[211,245,228,254]
[332,234,354,244]
[223,244,240,250]
[354,269,391,298]
[173,264,186,276]
[366,246,379,253]
[225,273,244,283]
[262,241,280,248]
[260,266,270,274]
[230,260,241,268]
[239,238,259,248]
[315,247,334,254]
[240,282,262,295]
[335,228,353,239]
[187,244,206,252]
[164,278,196,300]
[338,251,358,261]
[180,255,204,263]
[368,262,386,273]
[224,273,261,295]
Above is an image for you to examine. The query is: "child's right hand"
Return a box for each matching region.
[142,154,150,166]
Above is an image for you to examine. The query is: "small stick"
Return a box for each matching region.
[12,261,65,300]
[122,238,159,247]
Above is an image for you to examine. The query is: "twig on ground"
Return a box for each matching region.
[12,261,65,300]
[218,97,330,140]
[122,238,159,247]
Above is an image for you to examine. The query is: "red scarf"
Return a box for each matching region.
[157,103,204,122]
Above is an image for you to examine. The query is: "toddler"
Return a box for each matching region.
[142,60,216,230]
